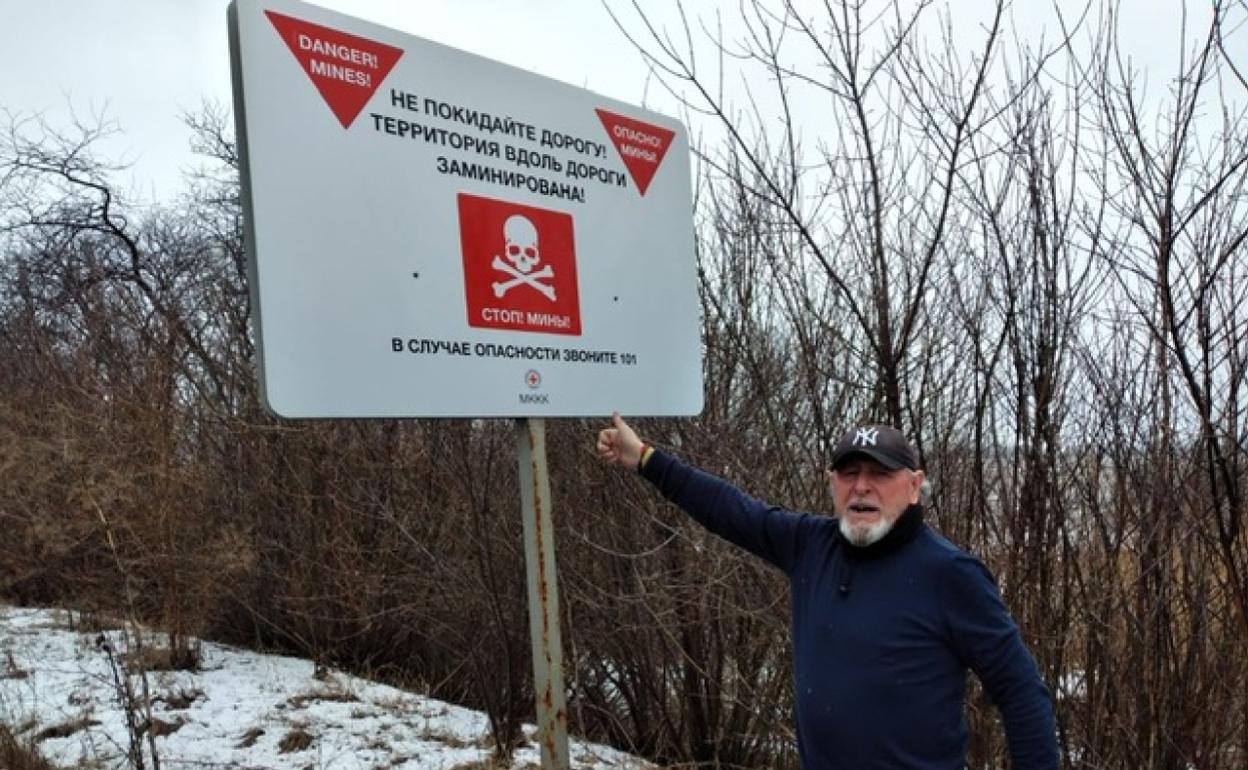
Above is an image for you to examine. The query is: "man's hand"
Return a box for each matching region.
[597,411,644,469]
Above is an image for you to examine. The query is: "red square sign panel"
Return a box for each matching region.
[458,193,582,336]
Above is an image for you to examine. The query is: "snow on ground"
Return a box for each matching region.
[0,605,652,769]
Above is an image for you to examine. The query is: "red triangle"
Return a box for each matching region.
[266,11,403,129]
[595,108,676,196]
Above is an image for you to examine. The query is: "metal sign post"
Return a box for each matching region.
[515,417,570,769]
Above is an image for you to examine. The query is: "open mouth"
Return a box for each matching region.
[847,503,879,515]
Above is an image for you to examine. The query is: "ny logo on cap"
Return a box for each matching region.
[854,427,879,447]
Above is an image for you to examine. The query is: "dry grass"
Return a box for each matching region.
[121,643,200,673]
[0,724,58,770]
[286,687,359,709]
[158,687,204,709]
[60,608,124,634]
[144,717,183,737]
[33,717,101,742]
[414,727,472,749]
[277,727,315,753]
[3,650,28,679]
[446,759,531,770]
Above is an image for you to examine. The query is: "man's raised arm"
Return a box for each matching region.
[594,412,810,573]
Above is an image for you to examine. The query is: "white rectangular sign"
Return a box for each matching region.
[228,0,703,418]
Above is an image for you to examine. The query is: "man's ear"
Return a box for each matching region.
[910,470,926,502]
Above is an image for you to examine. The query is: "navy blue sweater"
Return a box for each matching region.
[641,449,1058,770]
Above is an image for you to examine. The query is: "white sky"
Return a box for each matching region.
[0,0,679,201]
[2,0,1243,202]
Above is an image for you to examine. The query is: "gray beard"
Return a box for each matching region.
[839,515,895,547]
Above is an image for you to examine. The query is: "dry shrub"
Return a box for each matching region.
[4,15,1248,767]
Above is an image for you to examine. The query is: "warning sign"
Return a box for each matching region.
[459,193,582,336]
[595,109,676,196]
[265,10,403,128]
[230,0,701,418]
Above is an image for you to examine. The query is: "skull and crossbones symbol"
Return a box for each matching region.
[492,215,556,301]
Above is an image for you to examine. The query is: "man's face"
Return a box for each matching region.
[828,456,925,546]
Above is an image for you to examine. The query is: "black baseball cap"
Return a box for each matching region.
[830,425,919,471]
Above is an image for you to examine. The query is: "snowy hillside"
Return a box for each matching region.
[0,605,652,769]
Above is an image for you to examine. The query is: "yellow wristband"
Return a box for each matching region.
[638,444,655,472]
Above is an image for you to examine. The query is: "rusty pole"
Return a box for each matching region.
[515,417,570,769]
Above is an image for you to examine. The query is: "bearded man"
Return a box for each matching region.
[596,413,1058,770]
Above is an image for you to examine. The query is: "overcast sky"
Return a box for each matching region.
[1,0,674,200]
[2,0,1243,202]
